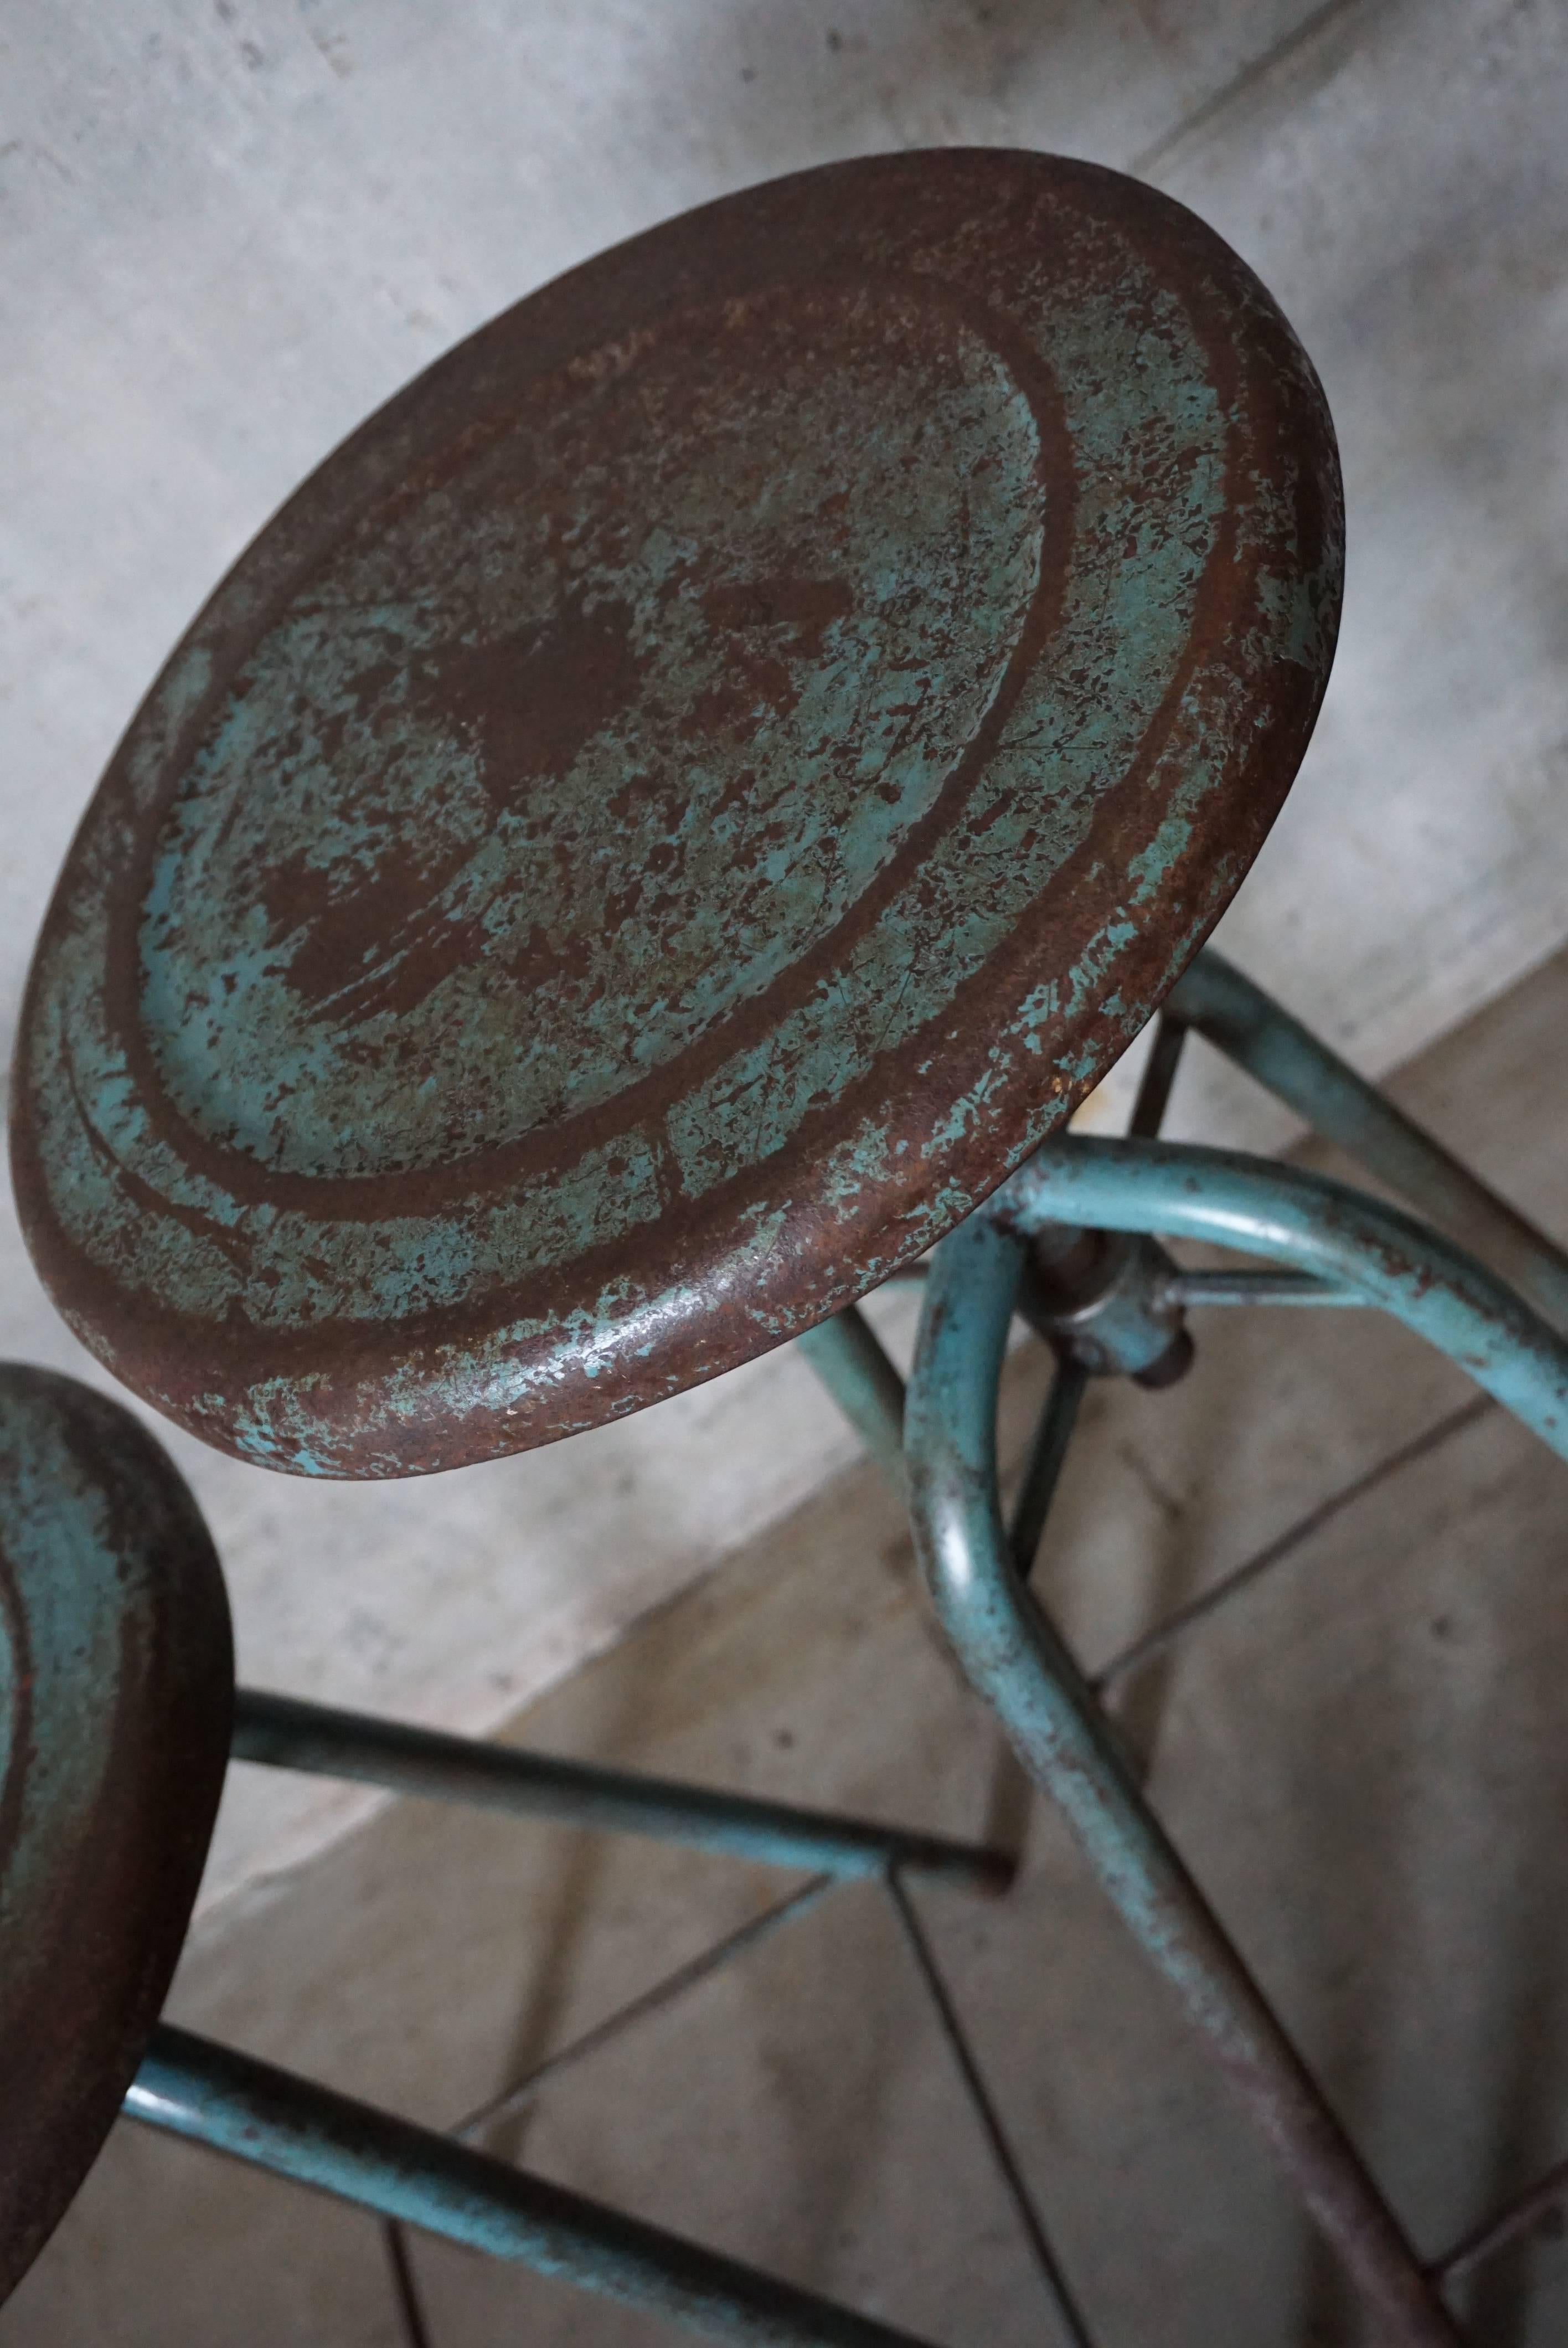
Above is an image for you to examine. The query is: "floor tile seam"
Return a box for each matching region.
[1092,1389,1497,1690]
[450,1874,840,2154]
[385,2217,435,2348]
[209,1877,842,2348]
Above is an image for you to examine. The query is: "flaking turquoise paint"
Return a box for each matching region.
[140,308,1045,1184]
[0,1398,126,1939]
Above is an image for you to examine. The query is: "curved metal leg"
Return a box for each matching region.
[905,1136,1568,2345]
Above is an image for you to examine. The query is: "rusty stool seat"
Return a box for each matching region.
[10,148,1339,1481]
[0,1366,231,2301]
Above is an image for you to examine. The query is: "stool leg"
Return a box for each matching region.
[795,1305,907,1491]
[905,1155,1568,2344]
[907,1253,1459,2343]
[1167,950,1568,1327]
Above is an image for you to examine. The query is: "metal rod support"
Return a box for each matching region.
[1008,1360,1088,1577]
[1430,2149,1568,2288]
[1165,1268,1364,1306]
[1127,1011,1189,1139]
[1169,950,1568,1329]
[231,1691,1010,1896]
[901,1130,1568,2345]
[127,2026,938,2348]
[990,1139,1568,1461]
[384,2218,436,2348]
[795,1305,907,1492]
[455,1878,837,2151]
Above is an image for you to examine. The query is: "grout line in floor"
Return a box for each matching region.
[384,2216,436,2348]
[1091,1389,1497,1691]
[369,1878,845,2346]
[456,1874,837,2152]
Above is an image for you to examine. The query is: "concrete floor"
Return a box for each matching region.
[8,943,1568,2346]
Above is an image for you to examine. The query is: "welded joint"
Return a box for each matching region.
[1018,1223,1194,1389]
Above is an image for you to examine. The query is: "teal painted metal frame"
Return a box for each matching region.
[127,1702,1046,2348]
[116,950,1568,2347]
[896,952,1568,2346]
[127,1697,1084,2343]
[229,1689,1008,1893]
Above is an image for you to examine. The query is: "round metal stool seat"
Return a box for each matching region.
[11,148,1340,1479]
[0,1366,231,2298]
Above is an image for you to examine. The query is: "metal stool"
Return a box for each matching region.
[6,147,1566,2343]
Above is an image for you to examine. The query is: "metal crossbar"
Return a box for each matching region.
[137,1723,1056,2344]
[230,1691,1008,1894]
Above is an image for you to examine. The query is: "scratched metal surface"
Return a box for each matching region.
[10,150,1342,1478]
[0,1365,232,2303]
